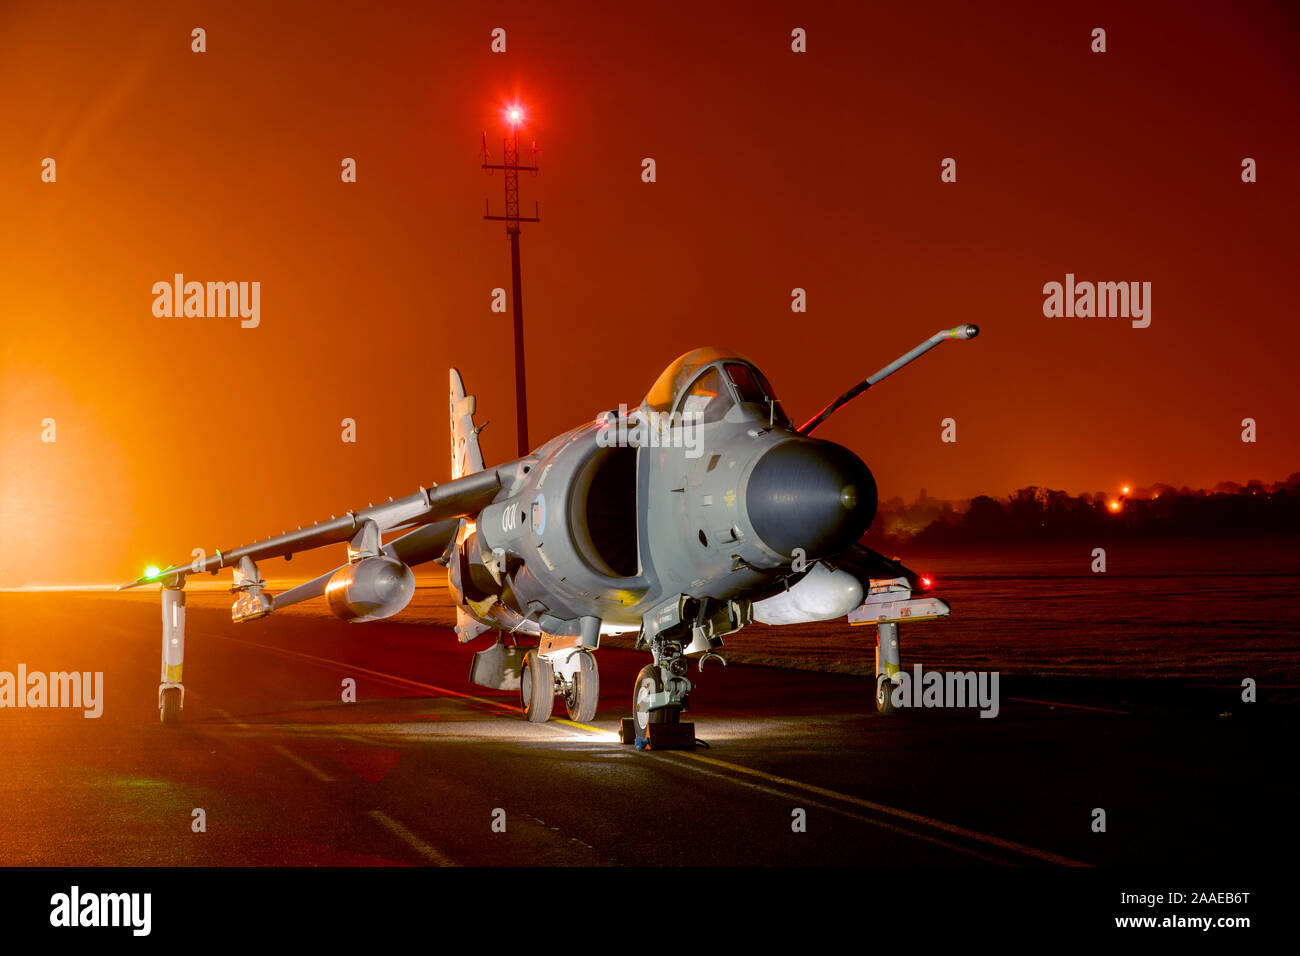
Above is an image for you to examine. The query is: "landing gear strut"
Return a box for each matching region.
[620,595,749,746]
[875,620,900,715]
[158,583,186,724]
[849,570,951,716]
[622,636,695,749]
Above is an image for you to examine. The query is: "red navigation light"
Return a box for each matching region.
[504,102,525,127]
[919,575,933,590]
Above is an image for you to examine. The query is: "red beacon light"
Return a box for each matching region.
[504,103,525,127]
[919,575,934,591]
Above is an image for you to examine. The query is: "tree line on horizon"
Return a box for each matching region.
[864,474,1300,546]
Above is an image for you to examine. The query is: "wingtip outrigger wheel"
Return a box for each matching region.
[875,621,901,716]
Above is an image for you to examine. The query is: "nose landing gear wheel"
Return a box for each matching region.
[632,665,682,738]
[521,649,554,723]
[876,674,897,715]
[565,651,600,722]
[632,665,659,738]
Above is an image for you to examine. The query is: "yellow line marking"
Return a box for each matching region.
[271,744,335,783]
[677,752,1089,867]
[368,810,458,867]
[553,718,604,734]
[212,635,601,742]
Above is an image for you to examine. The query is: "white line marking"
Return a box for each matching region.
[208,632,1086,865]
[271,744,335,782]
[1007,696,1131,715]
[676,752,1090,867]
[213,707,251,730]
[368,810,458,866]
[654,753,1009,864]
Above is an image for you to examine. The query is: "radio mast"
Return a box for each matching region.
[482,102,540,457]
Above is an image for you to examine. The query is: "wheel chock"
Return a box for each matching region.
[646,721,696,750]
[619,717,638,745]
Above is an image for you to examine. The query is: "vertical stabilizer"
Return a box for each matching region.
[450,368,486,479]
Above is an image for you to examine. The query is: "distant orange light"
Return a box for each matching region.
[1108,501,1121,512]
[1121,485,1131,495]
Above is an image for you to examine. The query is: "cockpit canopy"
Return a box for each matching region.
[642,347,789,426]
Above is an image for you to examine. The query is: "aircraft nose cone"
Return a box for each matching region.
[745,439,877,559]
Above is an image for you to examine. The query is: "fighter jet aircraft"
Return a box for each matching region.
[121,325,979,747]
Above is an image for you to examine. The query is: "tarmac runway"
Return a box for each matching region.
[0,591,1293,868]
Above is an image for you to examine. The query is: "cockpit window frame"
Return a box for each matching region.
[666,359,791,428]
[643,347,788,429]
[723,362,768,406]
[643,347,757,413]
[673,366,733,424]
[742,364,791,427]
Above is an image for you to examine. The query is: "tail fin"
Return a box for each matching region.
[449,368,486,479]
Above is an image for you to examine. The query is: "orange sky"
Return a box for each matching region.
[2,0,1298,586]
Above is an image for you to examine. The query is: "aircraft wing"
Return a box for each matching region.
[118,467,505,590]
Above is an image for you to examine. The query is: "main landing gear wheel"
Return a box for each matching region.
[160,687,182,725]
[875,675,897,715]
[565,651,600,723]
[521,649,554,723]
[632,665,681,738]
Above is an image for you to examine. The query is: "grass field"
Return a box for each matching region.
[94,535,1300,684]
